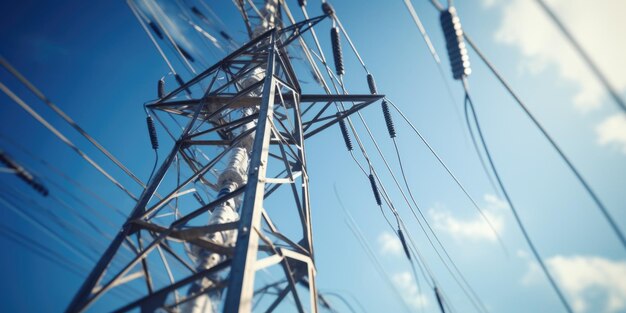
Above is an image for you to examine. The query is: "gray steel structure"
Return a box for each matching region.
[66,8,383,313]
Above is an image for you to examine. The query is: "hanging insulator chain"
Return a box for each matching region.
[148,21,164,40]
[193,192,206,206]
[337,113,353,151]
[298,0,307,7]
[397,228,412,260]
[382,100,396,138]
[440,7,471,80]
[331,27,345,76]
[0,151,48,196]
[367,73,377,94]
[322,2,335,16]
[434,286,447,313]
[174,74,192,96]
[146,116,159,150]
[157,78,165,99]
[368,173,382,206]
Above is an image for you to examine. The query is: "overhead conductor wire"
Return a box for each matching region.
[421,1,578,311]
[462,80,574,313]
[462,29,626,249]
[0,82,138,201]
[318,3,490,312]
[534,0,626,112]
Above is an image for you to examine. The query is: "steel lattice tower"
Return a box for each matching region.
[66,2,383,312]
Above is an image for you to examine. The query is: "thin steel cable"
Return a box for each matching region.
[319,292,359,313]
[534,0,626,112]
[463,87,573,313]
[374,171,488,313]
[306,9,487,310]
[0,82,138,201]
[463,33,626,250]
[334,187,413,313]
[0,57,148,191]
[354,107,491,313]
[401,0,464,129]
[386,99,506,252]
[461,105,501,194]
[0,133,127,218]
[319,290,369,313]
[0,192,95,264]
[391,138,490,313]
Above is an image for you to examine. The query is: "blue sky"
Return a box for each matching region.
[1,0,625,312]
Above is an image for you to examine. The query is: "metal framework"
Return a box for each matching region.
[66,9,382,313]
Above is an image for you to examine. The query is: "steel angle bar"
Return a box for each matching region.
[112,260,232,313]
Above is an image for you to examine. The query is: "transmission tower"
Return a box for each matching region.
[66,1,383,312]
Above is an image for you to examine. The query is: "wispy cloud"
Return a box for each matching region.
[492,0,626,112]
[429,194,506,242]
[596,113,626,155]
[378,231,403,256]
[392,271,429,310]
[521,254,626,312]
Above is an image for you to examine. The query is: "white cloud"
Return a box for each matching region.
[392,271,429,310]
[521,255,626,313]
[596,113,626,154]
[430,194,506,242]
[378,231,403,256]
[493,0,626,112]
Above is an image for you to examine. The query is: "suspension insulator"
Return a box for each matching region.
[0,151,49,196]
[338,114,353,151]
[397,228,411,260]
[148,21,164,39]
[440,7,471,80]
[298,0,307,7]
[219,31,232,41]
[174,74,192,96]
[382,100,396,138]
[146,116,159,150]
[367,74,377,94]
[193,192,206,206]
[157,78,165,99]
[331,27,345,76]
[176,44,195,63]
[434,287,446,313]
[322,2,335,16]
[190,6,208,21]
[368,173,382,206]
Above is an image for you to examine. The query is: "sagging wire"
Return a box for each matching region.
[0,226,142,303]
[0,82,138,201]
[373,167,486,313]
[326,1,504,255]
[0,57,181,218]
[462,81,574,313]
[462,32,626,251]
[387,98,507,254]
[316,3,491,311]
[319,290,369,313]
[334,186,414,313]
[0,133,127,219]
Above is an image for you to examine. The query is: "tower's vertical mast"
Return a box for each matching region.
[65,2,382,312]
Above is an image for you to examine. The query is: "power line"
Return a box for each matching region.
[0,57,148,191]
[0,82,138,201]
[463,87,574,313]
[386,99,507,253]
[533,0,626,112]
[462,33,626,250]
